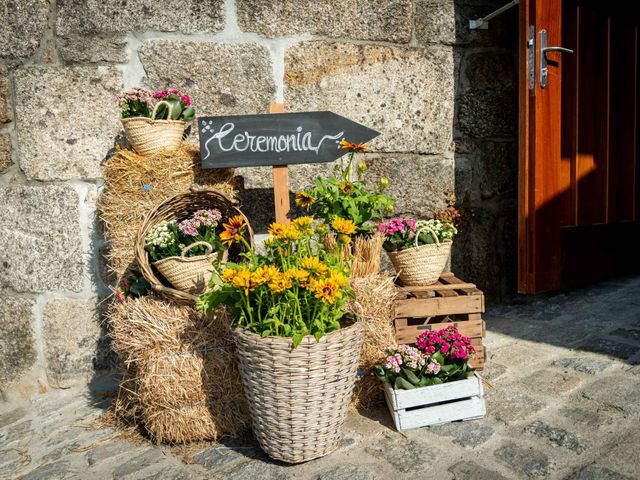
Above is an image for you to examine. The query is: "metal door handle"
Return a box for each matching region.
[539,30,573,88]
[542,46,574,55]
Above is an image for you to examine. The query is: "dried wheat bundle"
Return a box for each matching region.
[98,144,236,279]
[347,274,397,409]
[108,296,250,444]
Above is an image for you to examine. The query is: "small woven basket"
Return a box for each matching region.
[233,320,364,464]
[152,241,228,295]
[122,101,186,156]
[386,226,452,286]
[135,189,253,304]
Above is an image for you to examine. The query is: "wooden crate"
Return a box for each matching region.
[383,373,486,431]
[394,273,487,370]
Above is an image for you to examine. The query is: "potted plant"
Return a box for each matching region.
[295,140,394,277]
[117,87,196,156]
[379,208,459,286]
[197,216,364,463]
[144,208,227,294]
[374,325,485,431]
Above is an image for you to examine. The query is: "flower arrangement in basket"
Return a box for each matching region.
[144,208,231,294]
[379,206,460,286]
[375,326,485,430]
[116,87,196,156]
[197,215,364,463]
[295,140,394,276]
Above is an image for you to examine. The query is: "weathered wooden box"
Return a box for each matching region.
[394,273,487,370]
[383,373,486,432]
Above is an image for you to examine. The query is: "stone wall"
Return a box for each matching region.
[0,0,517,396]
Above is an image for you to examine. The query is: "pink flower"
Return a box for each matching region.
[426,361,441,375]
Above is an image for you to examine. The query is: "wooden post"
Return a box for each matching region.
[269,102,290,224]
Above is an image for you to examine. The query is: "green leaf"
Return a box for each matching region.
[402,367,421,385]
[432,352,445,365]
[292,332,304,349]
[182,106,195,121]
[394,377,416,390]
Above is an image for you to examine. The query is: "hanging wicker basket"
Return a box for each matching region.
[386,226,452,286]
[122,100,186,156]
[152,241,229,295]
[135,189,253,304]
[233,320,364,464]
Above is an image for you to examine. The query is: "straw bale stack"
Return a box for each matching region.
[348,274,397,409]
[109,296,250,443]
[98,144,236,279]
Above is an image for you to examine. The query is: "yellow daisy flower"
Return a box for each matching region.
[221,268,237,283]
[250,265,274,288]
[268,272,292,293]
[292,216,314,235]
[312,278,342,304]
[268,222,288,238]
[231,268,252,294]
[339,180,354,194]
[329,270,349,288]
[286,268,310,285]
[300,256,328,276]
[295,191,315,208]
[331,217,357,236]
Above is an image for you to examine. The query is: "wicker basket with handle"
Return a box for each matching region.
[135,189,254,304]
[386,226,452,286]
[233,319,364,464]
[122,100,186,156]
[152,241,228,295]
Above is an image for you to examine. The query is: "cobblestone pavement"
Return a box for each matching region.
[2,276,640,480]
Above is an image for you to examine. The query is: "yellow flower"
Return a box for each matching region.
[220,215,246,245]
[250,266,274,288]
[329,270,349,288]
[282,226,302,241]
[268,222,288,238]
[300,256,328,276]
[292,216,314,235]
[231,268,252,294]
[339,139,368,153]
[339,180,354,194]
[312,278,342,304]
[315,223,328,236]
[295,191,315,208]
[268,272,292,293]
[221,268,237,283]
[286,268,310,285]
[337,234,351,245]
[331,217,357,235]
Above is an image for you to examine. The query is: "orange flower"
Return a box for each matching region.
[220,215,245,245]
[312,278,342,304]
[339,139,368,153]
[295,191,315,208]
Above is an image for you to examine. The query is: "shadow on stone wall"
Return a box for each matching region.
[451,0,519,304]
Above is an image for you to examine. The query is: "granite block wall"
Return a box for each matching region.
[0,0,517,396]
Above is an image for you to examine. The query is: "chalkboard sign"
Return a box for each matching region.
[198,111,379,169]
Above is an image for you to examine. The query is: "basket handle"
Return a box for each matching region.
[414,225,441,248]
[152,100,173,120]
[181,241,213,258]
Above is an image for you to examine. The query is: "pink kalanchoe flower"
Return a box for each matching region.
[426,361,441,375]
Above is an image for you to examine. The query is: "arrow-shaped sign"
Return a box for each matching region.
[198,111,379,169]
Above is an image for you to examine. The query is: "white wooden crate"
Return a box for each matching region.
[383,373,486,431]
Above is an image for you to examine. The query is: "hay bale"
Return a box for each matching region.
[109,297,250,443]
[348,274,397,409]
[98,144,236,279]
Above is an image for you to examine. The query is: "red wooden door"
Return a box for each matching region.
[519,0,640,293]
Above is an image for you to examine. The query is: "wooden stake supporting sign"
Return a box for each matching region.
[197,107,380,226]
[269,103,290,224]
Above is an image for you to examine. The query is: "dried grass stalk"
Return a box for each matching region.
[351,232,384,278]
[109,296,250,444]
[348,274,397,409]
[98,144,236,279]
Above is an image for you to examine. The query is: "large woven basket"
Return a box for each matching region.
[122,101,186,156]
[135,189,253,304]
[152,241,228,295]
[387,226,452,286]
[233,320,364,464]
